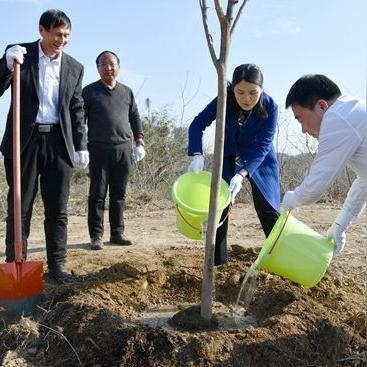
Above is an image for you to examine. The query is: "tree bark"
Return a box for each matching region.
[200,65,227,319]
[199,0,249,320]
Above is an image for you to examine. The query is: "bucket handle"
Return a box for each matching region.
[175,204,232,234]
[267,210,291,255]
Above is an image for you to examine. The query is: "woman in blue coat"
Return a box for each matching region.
[188,64,280,265]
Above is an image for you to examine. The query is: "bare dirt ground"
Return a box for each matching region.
[0,202,366,367]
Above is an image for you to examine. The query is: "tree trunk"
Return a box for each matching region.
[200,64,227,319]
[199,0,249,321]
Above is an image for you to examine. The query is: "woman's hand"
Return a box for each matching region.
[229,171,247,203]
[188,154,204,173]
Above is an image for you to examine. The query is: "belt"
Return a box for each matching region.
[34,123,60,133]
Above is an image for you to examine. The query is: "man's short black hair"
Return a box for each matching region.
[39,9,71,31]
[286,74,341,109]
[96,51,120,66]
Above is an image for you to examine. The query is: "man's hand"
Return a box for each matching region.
[326,223,346,255]
[134,139,146,162]
[74,150,89,169]
[228,173,244,203]
[6,45,27,71]
[281,191,297,211]
[134,145,146,162]
[188,155,204,173]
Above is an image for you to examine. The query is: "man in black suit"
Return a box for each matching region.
[0,9,89,283]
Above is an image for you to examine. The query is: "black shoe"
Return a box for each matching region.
[90,237,104,250]
[47,265,74,284]
[110,235,133,246]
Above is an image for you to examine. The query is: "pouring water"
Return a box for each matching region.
[233,262,258,315]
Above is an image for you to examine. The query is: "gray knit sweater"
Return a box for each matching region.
[82,80,143,147]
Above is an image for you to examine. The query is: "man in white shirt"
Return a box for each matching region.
[281,74,367,254]
[0,10,89,283]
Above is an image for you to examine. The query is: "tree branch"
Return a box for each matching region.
[214,0,225,22]
[199,0,219,66]
[225,0,235,20]
[218,0,236,62]
[230,0,250,36]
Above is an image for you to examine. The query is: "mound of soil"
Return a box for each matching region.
[0,246,365,367]
[0,204,366,366]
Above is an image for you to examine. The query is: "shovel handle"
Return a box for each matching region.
[12,60,22,262]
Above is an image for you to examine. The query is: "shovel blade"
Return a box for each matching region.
[0,261,44,300]
[0,295,43,315]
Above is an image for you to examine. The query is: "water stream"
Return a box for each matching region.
[233,262,258,315]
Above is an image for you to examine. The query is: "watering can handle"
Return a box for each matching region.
[267,210,291,255]
[216,203,232,229]
[176,205,202,232]
[175,203,232,234]
[12,60,23,263]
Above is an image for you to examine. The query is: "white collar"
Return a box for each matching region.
[38,40,62,63]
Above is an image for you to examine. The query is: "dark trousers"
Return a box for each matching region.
[88,144,132,240]
[4,127,72,269]
[214,156,280,265]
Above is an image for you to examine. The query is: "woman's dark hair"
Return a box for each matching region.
[286,74,341,109]
[96,51,120,66]
[227,63,268,119]
[39,9,71,31]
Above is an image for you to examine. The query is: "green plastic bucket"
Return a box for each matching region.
[172,171,231,240]
[255,211,335,288]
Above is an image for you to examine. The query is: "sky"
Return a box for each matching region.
[0,0,366,154]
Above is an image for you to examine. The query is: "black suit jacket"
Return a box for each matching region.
[0,40,87,166]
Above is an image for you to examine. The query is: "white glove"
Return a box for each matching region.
[281,191,297,211]
[188,155,204,173]
[228,173,244,203]
[326,223,346,255]
[134,145,146,162]
[6,45,27,71]
[73,150,89,169]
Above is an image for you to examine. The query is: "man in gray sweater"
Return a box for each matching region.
[82,50,146,250]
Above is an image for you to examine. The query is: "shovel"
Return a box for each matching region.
[0,60,43,314]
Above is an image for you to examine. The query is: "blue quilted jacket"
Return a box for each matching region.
[188,93,280,211]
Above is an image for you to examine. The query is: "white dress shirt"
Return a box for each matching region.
[35,40,61,124]
[289,96,367,228]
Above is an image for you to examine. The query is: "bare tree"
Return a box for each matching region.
[199,0,250,320]
[179,72,201,125]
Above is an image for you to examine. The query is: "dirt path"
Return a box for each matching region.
[0,203,366,366]
[1,203,365,268]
